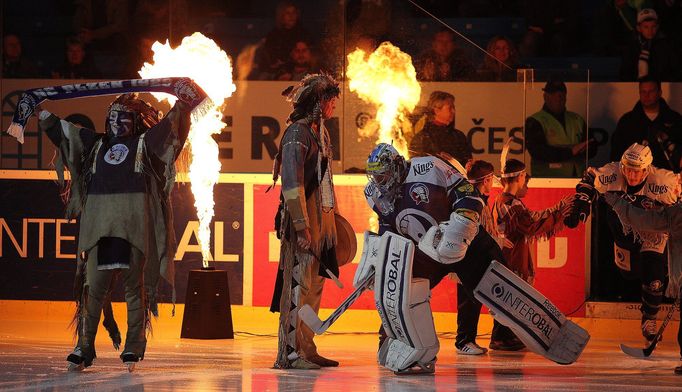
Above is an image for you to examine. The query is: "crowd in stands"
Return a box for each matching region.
[4,0,682,81]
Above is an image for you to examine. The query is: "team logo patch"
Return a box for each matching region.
[457,183,474,194]
[412,161,434,176]
[598,173,617,185]
[104,144,130,165]
[647,183,668,195]
[409,183,429,205]
[395,208,437,241]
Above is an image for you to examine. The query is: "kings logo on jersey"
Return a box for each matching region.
[409,183,429,205]
[412,161,434,176]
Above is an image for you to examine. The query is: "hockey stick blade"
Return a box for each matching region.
[620,298,679,358]
[298,271,375,334]
[619,343,653,359]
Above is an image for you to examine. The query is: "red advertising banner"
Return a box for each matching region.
[252,179,586,316]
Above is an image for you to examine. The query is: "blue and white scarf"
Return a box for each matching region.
[7,77,210,143]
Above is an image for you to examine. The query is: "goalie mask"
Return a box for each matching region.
[367,143,407,200]
[105,93,160,137]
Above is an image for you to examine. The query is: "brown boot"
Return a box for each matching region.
[307,354,339,367]
[290,357,321,369]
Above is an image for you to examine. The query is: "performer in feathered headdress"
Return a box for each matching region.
[5,77,208,372]
[489,140,573,351]
[269,73,342,369]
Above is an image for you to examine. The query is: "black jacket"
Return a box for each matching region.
[610,99,682,171]
[409,121,472,165]
[620,33,681,81]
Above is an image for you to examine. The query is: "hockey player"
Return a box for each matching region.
[565,143,681,342]
[602,193,682,374]
[355,143,589,374]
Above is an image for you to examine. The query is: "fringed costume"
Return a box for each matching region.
[38,92,196,369]
[270,73,341,369]
[493,192,567,283]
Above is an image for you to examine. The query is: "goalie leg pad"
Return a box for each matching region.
[373,232,439,372]
[474,260,590,364]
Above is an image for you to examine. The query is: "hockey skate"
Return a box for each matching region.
[66,347,94,372]
[394,359,436,376]
[121,352,140,373]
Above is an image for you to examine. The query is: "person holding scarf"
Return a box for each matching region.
[7,78,207,372]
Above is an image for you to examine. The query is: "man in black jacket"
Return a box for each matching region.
[611,78,682,172]
[619,8,680,82]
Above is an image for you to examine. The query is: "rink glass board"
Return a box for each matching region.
[0,177,244,305]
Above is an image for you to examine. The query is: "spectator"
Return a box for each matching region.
[132,0,190,46]
[519,0,581,57]
[409,91,472,166]
[251,1,311,80]
[592,0,652,55]
[350,34,379,56]
[51,37,100,79]
[415,29,474,81]
[3,34,39,78]
[611,78,682,171]
[73,0,130,52]
[620,8,681,81]
[277,40,317,81]
[476,35,519,81]
[125,36,157,78]
[525,80,596,178]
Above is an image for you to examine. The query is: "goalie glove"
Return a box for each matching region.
[418,212,479,264]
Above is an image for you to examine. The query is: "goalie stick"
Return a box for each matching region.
[620,298,680,358]
[298,271,375,334]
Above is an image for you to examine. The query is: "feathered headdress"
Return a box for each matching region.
[499,137,525,178]
[281,72,340,124]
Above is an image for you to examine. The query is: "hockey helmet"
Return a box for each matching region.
[621,143,653,170]
[366,143,407,195]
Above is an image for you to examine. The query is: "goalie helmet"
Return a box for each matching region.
[621,143,653,170]
[366,143,407,199]
[105,93,161,137]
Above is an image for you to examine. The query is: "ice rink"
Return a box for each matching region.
[2,301,682,391]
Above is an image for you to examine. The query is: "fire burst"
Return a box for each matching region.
[139,32,236,267]
[346,42,421,156]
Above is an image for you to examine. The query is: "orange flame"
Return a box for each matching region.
[346,42,421,156]
[139,32,236,267]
